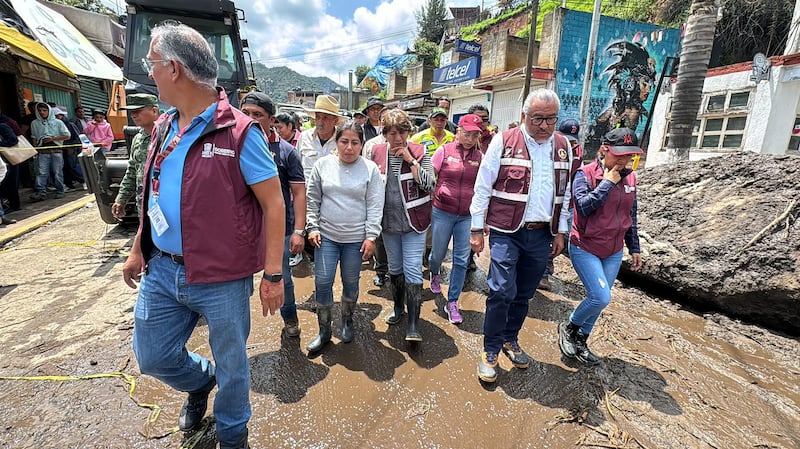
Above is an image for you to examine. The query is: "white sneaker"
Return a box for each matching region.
[81,183,88,190]
[288,252,303,267]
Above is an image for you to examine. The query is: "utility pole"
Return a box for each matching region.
[521,0,540,102]
[578,0,602,145]
[348,70,354,111]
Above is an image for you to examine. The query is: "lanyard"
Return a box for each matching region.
[151,122,191,198]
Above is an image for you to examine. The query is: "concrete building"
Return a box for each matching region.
[647,53,800,167]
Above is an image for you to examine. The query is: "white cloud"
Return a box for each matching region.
[243,0,436,83]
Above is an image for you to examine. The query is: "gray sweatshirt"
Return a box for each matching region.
[306,154,385,244]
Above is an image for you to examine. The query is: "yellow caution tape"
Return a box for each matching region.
[33,138,127,151]
[0,371,176,440]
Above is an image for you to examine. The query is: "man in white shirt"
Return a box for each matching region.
[296,95,343,180]
[470,88,579,383]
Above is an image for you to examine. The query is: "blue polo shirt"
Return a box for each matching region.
[149,103,277,254]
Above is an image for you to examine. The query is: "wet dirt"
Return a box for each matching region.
[0,205,798,448]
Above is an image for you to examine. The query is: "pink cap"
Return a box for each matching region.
[458,114,483,132]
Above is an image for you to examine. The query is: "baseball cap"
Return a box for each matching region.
[458,114,483,132]
[122,93,158,110]
[429,107,448,119]
[362,96,384,114]
[558,118,580,142]
[602,128,644,156]
[241,92,276,116]
[51,107,66,117]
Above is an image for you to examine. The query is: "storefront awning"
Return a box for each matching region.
[42,1,125,59]
[10,0,123,81]
[0,22,75,77]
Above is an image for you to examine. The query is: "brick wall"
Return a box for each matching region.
[481,9,529,38]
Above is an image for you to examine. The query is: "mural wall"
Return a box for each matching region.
[555,10,681,155]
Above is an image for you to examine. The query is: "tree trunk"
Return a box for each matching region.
[666,0,720,163]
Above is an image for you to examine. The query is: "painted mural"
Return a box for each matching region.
[555,10,681,156]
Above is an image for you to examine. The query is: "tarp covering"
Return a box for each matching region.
[41,1,124,59]
[10,0,122,80]
[360,54,416,93]
[0,22,74,76]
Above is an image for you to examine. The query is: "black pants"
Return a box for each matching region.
[0,162,20,210]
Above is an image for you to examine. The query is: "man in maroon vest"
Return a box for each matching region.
[470,88,580,384]
[120,23,285,449]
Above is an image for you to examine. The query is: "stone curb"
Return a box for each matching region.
[0,196,96,246]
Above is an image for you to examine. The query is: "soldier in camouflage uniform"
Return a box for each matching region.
[112,94,160,219]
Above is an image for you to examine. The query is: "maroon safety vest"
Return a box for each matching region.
[570,160,637,258]
[433,141,482,216]
[371,142,432,233]
[140,88,266,284]
[486,127,579,234]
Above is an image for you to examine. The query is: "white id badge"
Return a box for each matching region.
[148,202,170,236]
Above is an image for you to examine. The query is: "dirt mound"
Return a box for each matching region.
[624,153,800,334]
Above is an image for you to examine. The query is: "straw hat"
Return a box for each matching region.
[305,95,343,118]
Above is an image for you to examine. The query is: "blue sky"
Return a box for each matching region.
[102,0,486,83]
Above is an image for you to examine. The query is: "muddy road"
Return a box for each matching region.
[0,204,798,449]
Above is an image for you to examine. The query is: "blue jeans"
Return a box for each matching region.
[34,152,64,195]
[483,228,552,355]
[429,207,471,302]
[383,230,427,284]
[314,236,363,305]
[133,253,253,446]
[280,235,297,320]
[568,244,623,336]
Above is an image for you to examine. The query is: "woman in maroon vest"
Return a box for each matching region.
[558,128,644,365]
[371,109,436,342]
[428,114,484,324]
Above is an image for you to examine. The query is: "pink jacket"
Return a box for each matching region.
[83,120,114,150]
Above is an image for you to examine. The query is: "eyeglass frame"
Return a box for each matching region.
[525,114,559,126]
[141,57,170,74]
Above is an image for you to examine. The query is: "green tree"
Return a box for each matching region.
[354,64,370,85]
[49,0,111,14]
[413,38,439,67]
[666,0,720,161]
[415,0,448,44]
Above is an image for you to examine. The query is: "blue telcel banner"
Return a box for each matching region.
[434,56,481,86]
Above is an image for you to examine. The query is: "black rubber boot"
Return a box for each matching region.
[340,299,357,343]
[405,283,423,342]
[385,274,406,325]
[306,304,332,353]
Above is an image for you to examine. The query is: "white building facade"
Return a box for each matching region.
[647,53,800,166]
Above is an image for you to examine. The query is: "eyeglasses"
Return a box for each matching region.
[475,115,490,123]
[527,115,559,126]
[141,57,168,73]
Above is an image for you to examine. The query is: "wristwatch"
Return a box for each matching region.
[262,272,283,283]
[293,229,307,237]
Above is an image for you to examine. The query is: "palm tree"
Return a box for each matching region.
[665,0,720,162]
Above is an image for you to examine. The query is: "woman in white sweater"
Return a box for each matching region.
[305,120,385,353]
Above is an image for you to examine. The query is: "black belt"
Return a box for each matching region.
[154,247,184,265]
[522,222,548,230]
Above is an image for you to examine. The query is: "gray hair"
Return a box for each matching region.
[151,22,217,89]
[522,88,561,115]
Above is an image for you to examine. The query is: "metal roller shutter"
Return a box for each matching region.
[491,88,523,132]
[77,77,111,115]
[22,81,76,115]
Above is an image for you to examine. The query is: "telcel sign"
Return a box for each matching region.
[434,57,481,85]
[455,39,481,56]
